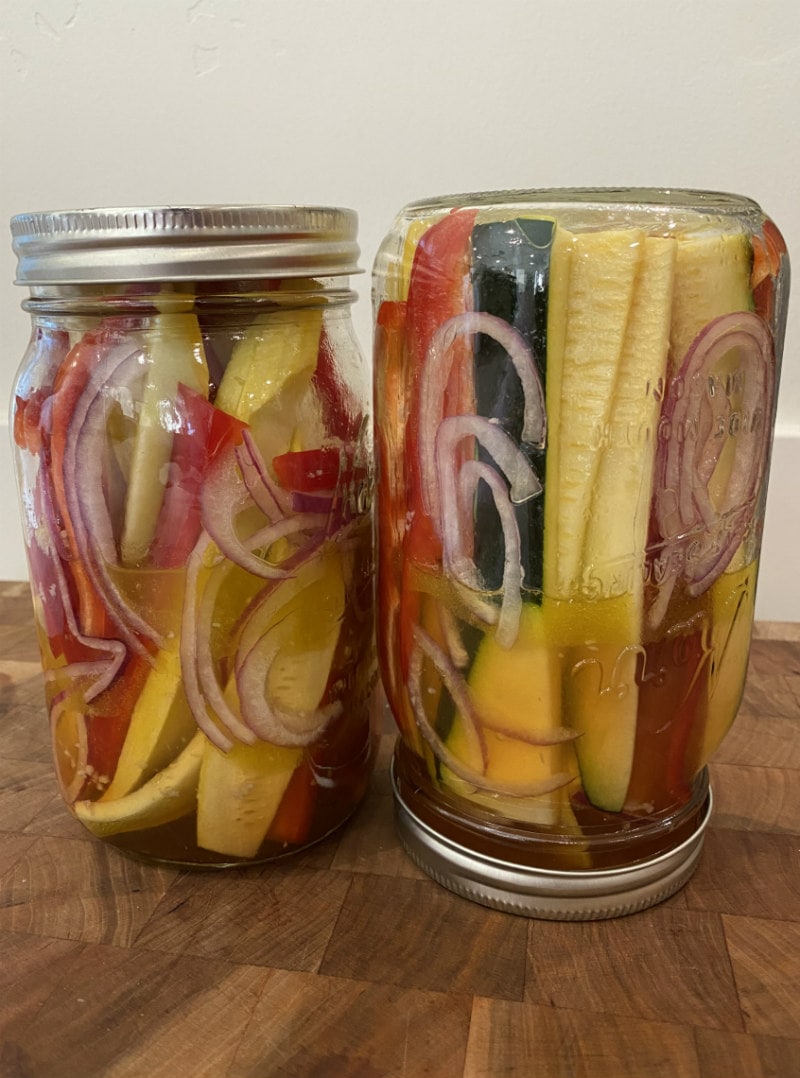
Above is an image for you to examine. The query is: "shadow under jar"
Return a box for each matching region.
[372,188,789,918]
[10,205,377,867]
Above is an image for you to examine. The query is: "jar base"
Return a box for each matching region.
[101,801,363,871]
[391,753,712,921]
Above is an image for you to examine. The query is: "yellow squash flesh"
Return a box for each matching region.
[120,307,209,565]
[74,732,204,837]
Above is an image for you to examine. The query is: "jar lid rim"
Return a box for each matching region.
[401,187,764,215]
[10,204,362,283]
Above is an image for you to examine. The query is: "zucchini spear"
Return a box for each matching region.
[546,229,675,811]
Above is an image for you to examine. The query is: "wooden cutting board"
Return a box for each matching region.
[0,580,798,1078]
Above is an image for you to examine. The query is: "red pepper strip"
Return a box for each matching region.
[751,218,788,323]
[398,209,477,679]
[13,328,70,455]
[48,326,129,638]
[374,300,414,736]
[404,209,477,563]
[27,474,87,667]
[313,328,363,442]
[25,462,149,800]
[14,388,52,455]
[625,627,708,812]
[272,446,343,493]
[265,759,317,846]
[148,385,247,569]
[81,651,153,797]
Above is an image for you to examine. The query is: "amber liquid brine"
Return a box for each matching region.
[14,288,377,866]
[373,191,787,869]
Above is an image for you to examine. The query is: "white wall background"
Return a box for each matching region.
[1,0,798,619]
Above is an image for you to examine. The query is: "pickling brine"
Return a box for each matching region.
[11,206,377,866]
[373,190,789,911]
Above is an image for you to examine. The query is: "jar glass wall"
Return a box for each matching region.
[372,188,789,917]
[11,206,377,867]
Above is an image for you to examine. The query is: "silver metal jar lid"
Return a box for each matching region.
[392,763,712,920]
[10,205,361,284]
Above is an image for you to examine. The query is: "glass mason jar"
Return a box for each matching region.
[373,188,789,917]
[10,205,377,867]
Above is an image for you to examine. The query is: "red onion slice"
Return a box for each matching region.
[436,414,542,506]
[411,626,487,771]
[236,429,293,520]
[35,473,126,704]
[408,634,573,798]
[418,311,545,522]
[436,602,470,669]
[181,525,336,750]
[231,551,346,747]
[179,534,238,751]
[60,341,165,655]
[653,311,774,597]
[434,414,540,647]
[193,546,260,749]
[480,720,579,747]
[200,447,293,579]
[236,628,342,747]
[456,460,524,649]
[245,513,329,558]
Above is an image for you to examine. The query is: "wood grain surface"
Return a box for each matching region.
[0,580,798,1078]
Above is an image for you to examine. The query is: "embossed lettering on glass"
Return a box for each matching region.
[372,189,789,918]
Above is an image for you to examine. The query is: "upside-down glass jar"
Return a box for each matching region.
[10,205,377,867]
[373,188,789,918]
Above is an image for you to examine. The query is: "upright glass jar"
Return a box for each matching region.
[373,188,789,917]
[11,205,376,867]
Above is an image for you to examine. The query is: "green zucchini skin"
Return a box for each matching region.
[470,218,553,598]
[432,219,554,755]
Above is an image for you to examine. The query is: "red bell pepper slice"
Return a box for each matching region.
[272,446,343,493]
[265,759,317,846]
[313,328,363,442]
[751,218,788,324]
[626,628,711,812]
[49,325,131,638]
[396,209,477,678]
[13,327,70,455]
[81,651,153,797]
[14,388,52,455]
[374,299,413,734]
[148,385,247,568]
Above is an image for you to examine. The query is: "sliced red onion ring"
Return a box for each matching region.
[653,311,774,598]
[35,473,126,703]
[461,460,523,649]
[245,513,329,558]
[236,626,342,747]
[412,626,487,771]
[436,414,541,506]
[480,720,579,747]
[436,603,469,669]
[200,448,293,579]
[193,545,260,748]
[408,637,573,798]
[75,387,166,656]
[440,457,524,649]
[236,429,292,519]
[434,414,539,647]
[231,551,346,746]
[60,341,164,656]
[418,311,546,521]
[181,524,335,750]
[180,534,238,751]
